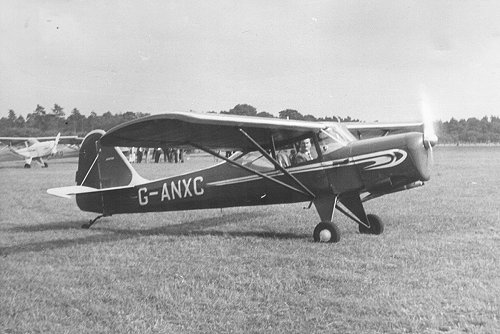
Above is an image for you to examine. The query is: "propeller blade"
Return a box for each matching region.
[420,90,438,149]
[420,89,438,166]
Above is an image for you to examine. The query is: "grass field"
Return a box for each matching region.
[1,147,499,333]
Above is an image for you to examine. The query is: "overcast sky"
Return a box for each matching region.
[1,0,500,122]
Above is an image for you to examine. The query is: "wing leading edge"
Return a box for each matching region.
[345,122,424,139]
[100,112,327,151]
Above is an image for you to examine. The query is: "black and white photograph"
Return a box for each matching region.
[1,1,499,333]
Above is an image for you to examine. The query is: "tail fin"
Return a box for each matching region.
[76,130,145,189]
[51,133,61,155]
[74,130,146,213]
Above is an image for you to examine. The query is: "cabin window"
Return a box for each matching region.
[235,151,274,172]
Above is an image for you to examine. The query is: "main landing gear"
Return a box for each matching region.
[313,221,341,243]
[358,214,384,235]
[312,193,385,243]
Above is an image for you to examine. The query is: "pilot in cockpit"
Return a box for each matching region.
[292,138,316,165]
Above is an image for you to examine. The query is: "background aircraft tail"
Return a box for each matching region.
[51,133,61,155]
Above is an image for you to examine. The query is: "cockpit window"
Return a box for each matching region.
[232,125,355,171]
[318,125,355,155]
[233,151,274,172]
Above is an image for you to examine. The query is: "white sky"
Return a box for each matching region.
[1,0,500,122]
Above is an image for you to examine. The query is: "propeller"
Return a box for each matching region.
[420,91,438,165]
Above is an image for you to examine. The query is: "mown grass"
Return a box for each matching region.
[0,147,499,333]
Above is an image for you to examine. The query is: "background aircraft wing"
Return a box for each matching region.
[57,136,84,145]
[0,137,34,145]
[344,122,424,139]
[0,135,81,145]
[100,112,327,151]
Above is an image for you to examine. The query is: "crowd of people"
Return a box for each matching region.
[126,138,314,167]
[127,147,184,164]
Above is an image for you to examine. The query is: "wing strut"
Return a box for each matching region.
[238,129,316,199]
[189,142,313,199]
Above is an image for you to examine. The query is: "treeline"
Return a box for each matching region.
[436,116,500,144]
[0,104,150,137]
[1,103,500,144]
[0,103,358,137]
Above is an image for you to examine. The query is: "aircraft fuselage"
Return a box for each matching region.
[76,132,429,216]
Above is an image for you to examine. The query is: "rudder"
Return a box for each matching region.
[75,130,144,213]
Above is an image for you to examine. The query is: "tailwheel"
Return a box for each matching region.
[359,214,384,235]
[82,215,104,229]
[313,222,341,243]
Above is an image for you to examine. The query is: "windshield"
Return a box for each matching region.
[317,124,355,155]
[232,124,355,170]
[320,124,356,145]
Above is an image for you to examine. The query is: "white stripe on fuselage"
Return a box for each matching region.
[206,149,407,187]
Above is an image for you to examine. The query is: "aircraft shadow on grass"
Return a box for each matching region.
[1,212,306,256]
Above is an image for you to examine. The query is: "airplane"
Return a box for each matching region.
[0,133,81,168]
[47,112,437,243]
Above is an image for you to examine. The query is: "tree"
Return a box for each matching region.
[122,111,137,121]
[279,109,304,120]
[224,104,258,116]
[256,111,274,118]
[26,104,48,130]
[52,104,65,118]
[7,109,16,124]
[15,115,25,128]
[87,111,97,130]
[67,108,85,134]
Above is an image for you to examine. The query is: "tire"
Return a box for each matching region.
[358,214,384,235]
[313,222,341,243]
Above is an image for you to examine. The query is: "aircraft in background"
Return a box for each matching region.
[0,133,81,168]
[48,112,437,243]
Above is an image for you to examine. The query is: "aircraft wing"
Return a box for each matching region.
[100,112,327,151]
[344,122,424,139]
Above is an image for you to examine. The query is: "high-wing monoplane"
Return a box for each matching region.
[47,112,437,243]
[0,133,81,168]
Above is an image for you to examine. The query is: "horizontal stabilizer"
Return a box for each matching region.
[47,185,100,198]
[47,184,135,199]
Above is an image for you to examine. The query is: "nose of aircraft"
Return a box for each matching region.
[405,133,433,181]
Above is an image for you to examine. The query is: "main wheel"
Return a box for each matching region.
[24,163,31,168]
[43,162,48,168]
[358,214,384,235]
[313,222,341,243]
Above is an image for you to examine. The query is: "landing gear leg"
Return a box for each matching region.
[82,215,104,229]
[337,192,385,236]
[313,195,341,243]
